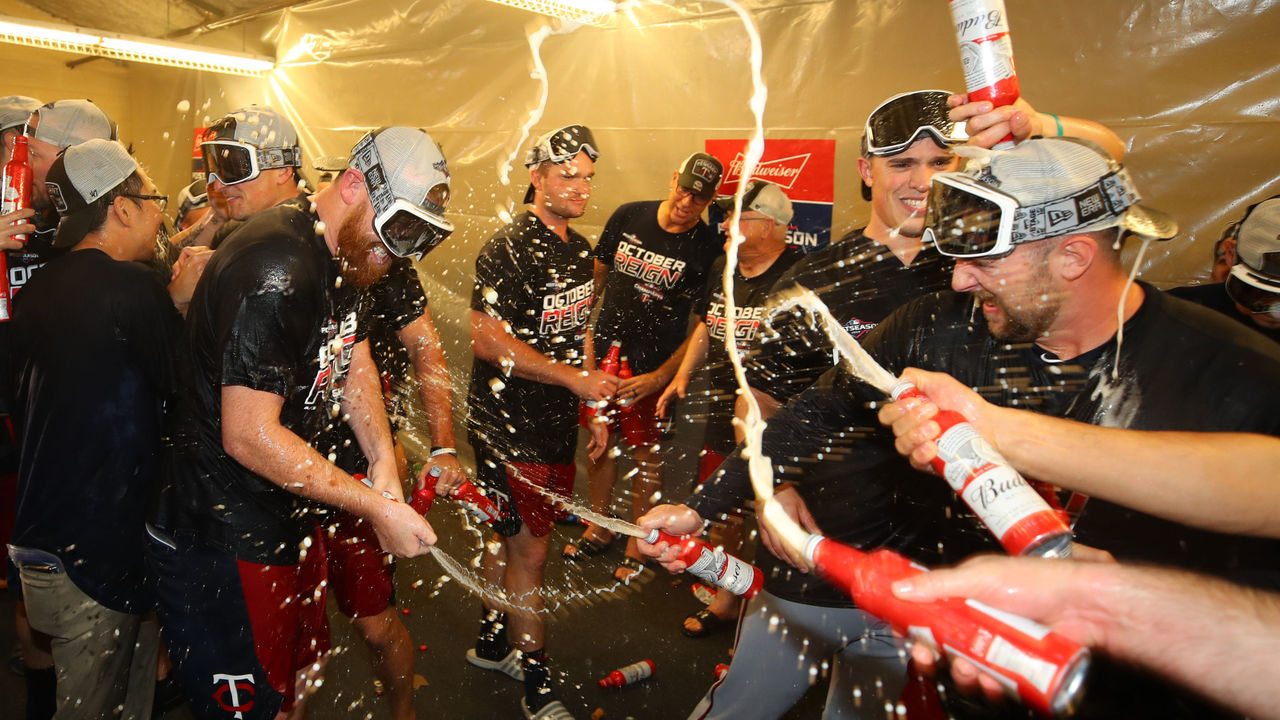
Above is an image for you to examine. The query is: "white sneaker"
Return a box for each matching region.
[521,698,575,720]
[465,647,524,680]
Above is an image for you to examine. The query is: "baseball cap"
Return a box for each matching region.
[925,137,1177,258]
[1225,196,1280,315]
[25,99,118,148]
[44,138,138,248]
[675,152,724,201]
[349,126,454,259]
[713,179,794,225]
[523,124,599,204]
[201,105,302,185]
[0,96,41,133]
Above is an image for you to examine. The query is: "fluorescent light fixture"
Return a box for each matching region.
[486,0,617,26]
[0,14,274,76]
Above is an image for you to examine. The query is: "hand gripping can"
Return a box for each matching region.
[645,529,763,598]
[411,465,505,526]
[890,381,1073,558]
[805,536,1089,718]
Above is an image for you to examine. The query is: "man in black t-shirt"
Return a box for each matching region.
[1170,196,1280,344]
[464,124,616,720]
[150,127,449,720]
[645,138,1280,719]
[9,140,177,720]
[564,152,723,582]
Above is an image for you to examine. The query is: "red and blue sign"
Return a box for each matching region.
[705,138,836,253]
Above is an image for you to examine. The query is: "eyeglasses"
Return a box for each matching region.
[201,140,300,186]
[863,90,967,157]
[525,125,600,167]
[125,193,168,212]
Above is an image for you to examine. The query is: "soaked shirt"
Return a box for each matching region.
[466,212,594,462]
[0,222,60,420]
[11,249,181,612]
[592,201,721,373]
[691,248,802,455]
[322,256,428,474]
[155,203,363,565]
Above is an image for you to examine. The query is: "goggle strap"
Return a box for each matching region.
[351,131,397,219]
[259,146,301,169]
[1011,170,1139,243]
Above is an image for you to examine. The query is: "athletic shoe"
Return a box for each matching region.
[521,697,575,719]
[465,647,524,680]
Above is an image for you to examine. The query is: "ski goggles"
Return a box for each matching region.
[371,190,454,259]
[525,124,600,167]
[1225,263,1280,316]
[863,90,967,156]
[923,168,1142,258]
[201,140,301,186]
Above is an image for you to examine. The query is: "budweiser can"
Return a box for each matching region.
[598,659,655,688]
[806,536,1089,718]
[890,381,1072,558]
[646,529,763,598]
[452,480,504,525]
[950,0,1020,107]
[410,465,443,515]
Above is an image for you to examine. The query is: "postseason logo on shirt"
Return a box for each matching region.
[706,299,767,350]
[305,310,359,407]
[540,279,594,335]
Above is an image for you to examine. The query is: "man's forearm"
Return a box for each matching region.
[992,409,1280,537]
[471,310,579,389]
[341,341,396,469]
[401,314,457,448]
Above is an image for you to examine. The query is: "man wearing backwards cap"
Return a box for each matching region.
[1171,195,1280,343]
[563,152,724,580]
[661,137,1280,719]
[7,138,194,720]
[149,127,447,720]
[465,124,615,720]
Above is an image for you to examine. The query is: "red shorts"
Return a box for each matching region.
[323,510,395,619]
[506,462,575,537]
[235,529,331,711]
[578,393,662,448]
[698,446,728,484]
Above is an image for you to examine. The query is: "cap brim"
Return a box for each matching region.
[1119,205,1179,241]
[52,209,95,249]
[523,184,535,205]
[678,180,716,201]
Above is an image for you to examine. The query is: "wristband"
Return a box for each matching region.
[1046,113,1064,137]
[430,447,457,458]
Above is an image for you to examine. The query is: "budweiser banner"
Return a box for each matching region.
[705,138,836,253]
[191,127,207,182]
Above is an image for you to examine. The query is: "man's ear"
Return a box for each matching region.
[111,195,134,227]
[1054,234,1100,282]
[338,168,366,205]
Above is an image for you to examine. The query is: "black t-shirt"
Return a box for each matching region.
[324,256,428,474]
[730,231,954,606]
[0,223,61,420]
[691,247,802,455]
[1168,281,1280,344]
[592,201,721,374]
[11,249,181,612]
[466,212,594,462]
[155,203,364,564]
[746,229,955,404]
[696,284,1280,719]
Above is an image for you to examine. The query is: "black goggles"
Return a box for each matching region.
[201,141,301,186]
[525,124,600,167]
[863,90,967,156]
[372,190,454,259]
[1226,263,1280,316]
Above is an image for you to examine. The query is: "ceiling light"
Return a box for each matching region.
[486,0,617,27]
[0,14,274,76]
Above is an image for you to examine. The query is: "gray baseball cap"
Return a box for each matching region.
[26,99,118,149]
[0,96,41,133]
[44,139,138,248]
[714,179,794,225]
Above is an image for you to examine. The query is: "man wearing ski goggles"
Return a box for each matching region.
[521,123,600,205]
[1223,196,1280,331]
[199,106,304,222]
[348,127,453,259]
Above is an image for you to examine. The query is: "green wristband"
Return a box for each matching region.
[1047,113,1064,137]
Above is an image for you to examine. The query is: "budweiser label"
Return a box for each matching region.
[951,0,1015,91]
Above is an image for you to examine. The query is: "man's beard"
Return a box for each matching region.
[976,267,1061,343]
[335,209,389,288]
